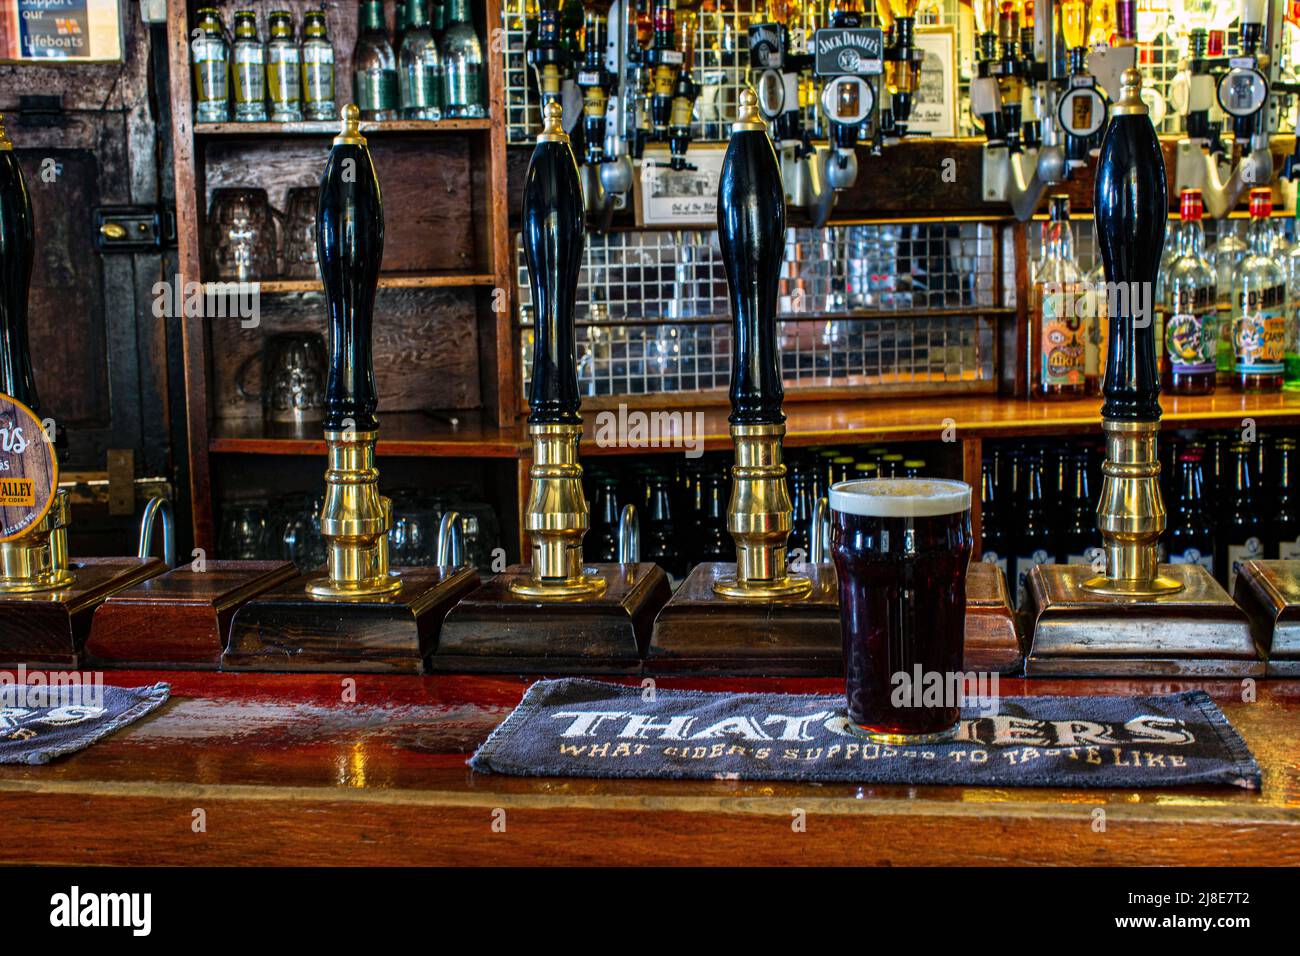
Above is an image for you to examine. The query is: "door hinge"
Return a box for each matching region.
[93,205,177,253]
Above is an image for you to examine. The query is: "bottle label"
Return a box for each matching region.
[404,62,442,110]
[1233,287,1286,375]
[268,52,301,109]
[1281,537,1300,560]
[355,67,398,111]
[1169,547,1213,574]
[1227,537,1264,592]
[232,44,265,106]
[1066,547,1103,568]
[302,54,335,108]
[1167,286,1216,373]
[446,64,483,109]
[191,38,228,105]
[1038,285,1085,388]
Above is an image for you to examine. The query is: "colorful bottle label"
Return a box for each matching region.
[1166,288,1217,373]
[1170,547,1213,574]
[403,62,442,111]
[1233,286,1286,375]
[268,50,302,114]
[191,36,228,107]
[301,46,334,115]
[232,43,265,107]
[1038,284,1085,389]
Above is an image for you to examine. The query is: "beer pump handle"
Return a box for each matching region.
[523,99,585,426]
[719,88,786,427]
[317,105,383,433]
[0,115,40,412]
[1095,68,1166,423]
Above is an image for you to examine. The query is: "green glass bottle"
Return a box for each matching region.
[441,0,485,118]
[400,1,443,119]
[353,0,399,121]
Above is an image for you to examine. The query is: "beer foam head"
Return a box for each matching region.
[829,478,971,518]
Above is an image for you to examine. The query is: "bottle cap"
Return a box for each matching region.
[1249,187,1272,218]
[1179,188,1203,221]
[1207,29,1225,56]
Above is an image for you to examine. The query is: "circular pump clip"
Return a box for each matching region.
[756,68,786,119]
[821,75,874,126]
[1057,81,1108,139]
[1217,64,1268,119]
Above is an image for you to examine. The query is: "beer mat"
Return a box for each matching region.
[0,683,170,765]
[469,679,1261,790]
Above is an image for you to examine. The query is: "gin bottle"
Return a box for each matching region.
[400,1,443,119]
[354,0,399,121]
[442,0,486,118]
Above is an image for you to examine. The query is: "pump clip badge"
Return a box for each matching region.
[0,395,58,542]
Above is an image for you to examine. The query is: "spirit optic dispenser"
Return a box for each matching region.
[0,115,164,667]
[647,89,841,675]
[431,101,670,673]
[223,106,479,673]
[1024,71,1257,676]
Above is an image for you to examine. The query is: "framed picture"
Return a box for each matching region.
[635,144,727,227]
[0,0,124,63]
[911,25,959,138]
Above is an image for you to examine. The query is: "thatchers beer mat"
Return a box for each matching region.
[470,679,1261,789]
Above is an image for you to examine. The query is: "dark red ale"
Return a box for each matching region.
[830,479,974,741]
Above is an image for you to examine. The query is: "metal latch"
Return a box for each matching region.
[93,205,177,253]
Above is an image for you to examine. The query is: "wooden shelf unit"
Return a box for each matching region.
[168,0,514,552]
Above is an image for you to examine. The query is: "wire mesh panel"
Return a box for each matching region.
[518,221,1001,398]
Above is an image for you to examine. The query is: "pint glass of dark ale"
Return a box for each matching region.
[830,478,974,742]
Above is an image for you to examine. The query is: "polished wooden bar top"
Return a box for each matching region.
[1,671,1296,866]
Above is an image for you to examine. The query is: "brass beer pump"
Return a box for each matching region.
[223,106,479,673]
[646,89,841,676]
[1024,70,1257,676]
[0,115,164,666]
[430,102,670,673]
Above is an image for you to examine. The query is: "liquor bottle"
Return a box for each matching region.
[587,473,620,562]
[1012,453,1057,607]
[903,458,925,478]
[442,0,487,118]
[395,0,410,51]
[1287,195,1300,390]
[301,11,336,122]
[192,8,230,123]
[1166,452,1215,574]
[1220,441,1264,593]
[1231,189,1286,392]
[1057,451,1099,566]
[644,473,681,580]
[354,0,399,121]
[979,454,1009,584]
[231,11,267,122]
[1274,437,1300,558]
[880,452,904,477]
[852,461,879,481]
[697,472,734,564]
[1161,188,1217,394]
[1031,195,1086,397]
[400,0,443,119]
[431,0,447,33]
[831,454,855,486]
[267,11,303,122]
[1210,218,1246,380]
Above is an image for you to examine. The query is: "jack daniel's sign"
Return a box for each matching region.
[813,27,884,76]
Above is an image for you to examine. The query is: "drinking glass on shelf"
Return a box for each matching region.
[281,186,320,279]
[208,187,278,281]
[219,499,269,560]
[237,331,328,427]
[280,495,327,570]
[388,489,440,567]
